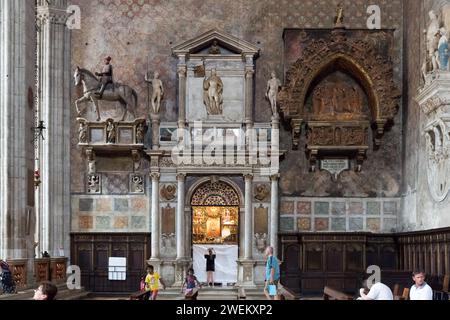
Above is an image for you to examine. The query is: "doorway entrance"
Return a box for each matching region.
[190,180,242,285]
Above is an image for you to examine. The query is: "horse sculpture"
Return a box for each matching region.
[74,67,138,121]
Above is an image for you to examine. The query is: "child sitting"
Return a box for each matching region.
[181,268,201,300]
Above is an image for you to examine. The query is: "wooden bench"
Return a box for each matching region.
[323,286,353,300]
[434,275,449,300]
[279,284,297,300]
[130,290,150,300]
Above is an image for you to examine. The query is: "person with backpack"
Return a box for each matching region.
[263,247,280,300]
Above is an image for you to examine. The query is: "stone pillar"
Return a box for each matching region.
[150,114,160,150]
[177,57,187,129]
[36,0,71,258]
[244,174,254,260]
[270,174,280,257]
[150,173,161,260]
[0,0,36,260]
[244,56,255,126]
[176,174,186,260]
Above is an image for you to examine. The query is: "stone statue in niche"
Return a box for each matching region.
[203,68,224,115]
[424,11,441,74]
[312,81,364,121]
[106,120,116,144]
[88,161,96,175]
[266,72,282,117]
[209,40,221,55]
[136,122,145,144]
[78,121,87,144]
[145,71,164,115]
[438,27,449,70]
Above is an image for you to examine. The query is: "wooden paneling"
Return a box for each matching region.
[280,228,450,295]
[71,233,151,293]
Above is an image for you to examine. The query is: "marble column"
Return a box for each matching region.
[0,0,36,260]
[176,173,186,260]
[177,58,187,129]
[36,0,71,257]
[150,173,161,260]
[270,174,280,257]
[244,174,254,260]
[244,60,255,127]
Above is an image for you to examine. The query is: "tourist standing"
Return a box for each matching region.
[204,248,216,287]
[145,265,166,300]
[264,247,281,300]
[0,260,16,294]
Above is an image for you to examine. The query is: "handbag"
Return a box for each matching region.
[268,284,277,296]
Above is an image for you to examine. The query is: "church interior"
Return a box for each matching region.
[0,0,450,301]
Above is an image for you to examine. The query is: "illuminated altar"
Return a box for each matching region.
[192,207,239,245]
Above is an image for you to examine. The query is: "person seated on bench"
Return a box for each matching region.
[358,275,393,300]
[182,268,201,300]
[410,270,433,300]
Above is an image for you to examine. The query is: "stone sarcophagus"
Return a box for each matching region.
[77,118,147,149]
[278,25,401,171]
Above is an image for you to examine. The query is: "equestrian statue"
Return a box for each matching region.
[74,56,138,121]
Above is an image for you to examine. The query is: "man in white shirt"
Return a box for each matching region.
[410,271,433,300]
[359,282,394,300]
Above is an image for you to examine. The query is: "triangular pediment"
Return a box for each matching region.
[172,29,260,57]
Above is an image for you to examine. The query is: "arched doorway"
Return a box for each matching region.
[190,179,241,285]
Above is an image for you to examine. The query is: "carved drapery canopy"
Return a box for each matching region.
[279,28,401,151]
[191,181,240,206]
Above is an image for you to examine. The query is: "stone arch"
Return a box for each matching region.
[187,177,243,207]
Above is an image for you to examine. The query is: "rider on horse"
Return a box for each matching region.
[95,56,114,99]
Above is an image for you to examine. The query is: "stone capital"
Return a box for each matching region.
[150,172,161,182]
[177,66,187,78]
[270,174,280,182]
[176,173,187,182]
[244,173,254,181]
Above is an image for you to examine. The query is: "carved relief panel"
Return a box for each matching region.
[279,26,400,171]
[417,74,450,202]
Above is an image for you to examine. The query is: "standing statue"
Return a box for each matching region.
[95,56,114,99]
[136,122,145,144]
[145,71,164,115]
[203,68,224,115]
[265,71,282,116]
[335,3,344,27]
[78,122,87,144]
[106,120,116,144]
[426,11,441,73]
[438,27,449,70]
